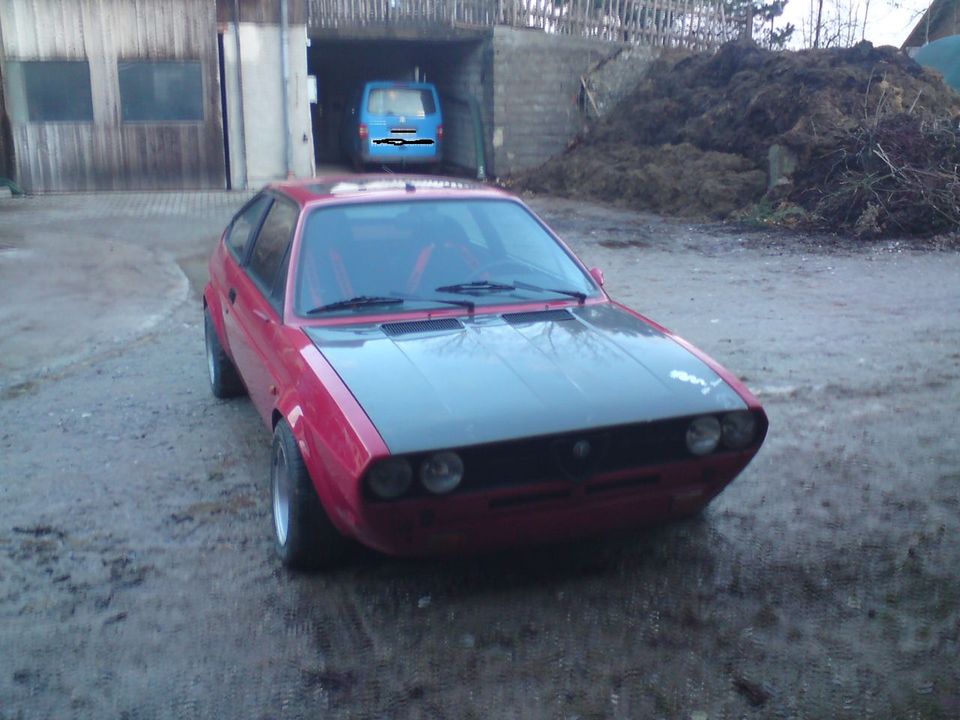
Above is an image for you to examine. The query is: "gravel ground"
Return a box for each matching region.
[0,192,958,719]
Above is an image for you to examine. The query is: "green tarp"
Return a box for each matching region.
[914,34,960,91]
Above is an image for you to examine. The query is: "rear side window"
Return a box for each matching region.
[367,88,436,117]
[248,198,299,306]
[226,195,272,261]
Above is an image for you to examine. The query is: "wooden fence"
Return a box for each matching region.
[308,0,742,50]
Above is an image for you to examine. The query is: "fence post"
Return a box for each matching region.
[742,1,753,40]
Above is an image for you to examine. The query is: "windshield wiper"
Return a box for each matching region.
[513,280,587,304]
[307,294,475,315]
[435,281,515,295]
[306,296,404,314]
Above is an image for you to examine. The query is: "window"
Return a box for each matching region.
[4,61,93,122]
[296,200,597,316]
[118,61,203,121]
[248,199,299,305]
[367,88,436,117]
[226,195,272,261]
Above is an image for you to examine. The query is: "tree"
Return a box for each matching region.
[724,0,796,46]
[797,0,915,48]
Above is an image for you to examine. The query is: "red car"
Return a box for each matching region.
[204,176,767,569]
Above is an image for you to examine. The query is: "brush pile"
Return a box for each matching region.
[517,40,960,237]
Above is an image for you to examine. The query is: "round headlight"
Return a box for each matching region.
[686,416,722,456]
[722,411,757,450]
[366,458,413,500]
[419,452,464,495]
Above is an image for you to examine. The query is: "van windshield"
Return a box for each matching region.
[367,88,436,117]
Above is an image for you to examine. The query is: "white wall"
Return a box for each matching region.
[222,23,315,189]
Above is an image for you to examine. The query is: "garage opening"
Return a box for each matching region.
[306,35,490,176]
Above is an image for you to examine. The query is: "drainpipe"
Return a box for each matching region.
[280,0,293,178]
[232,0,248,189]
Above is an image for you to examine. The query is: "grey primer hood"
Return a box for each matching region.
[304,304,746,455]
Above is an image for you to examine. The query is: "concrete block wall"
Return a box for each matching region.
[586,45,657,118]
[489,27,653,178]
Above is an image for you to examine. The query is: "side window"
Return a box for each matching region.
[271,247,291,310]
[226,195,271,261]
[248,198,299,307]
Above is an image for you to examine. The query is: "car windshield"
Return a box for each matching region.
[366,88,436,117]
[295,198,599,316]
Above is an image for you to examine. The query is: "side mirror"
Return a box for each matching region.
[589,267,605,287]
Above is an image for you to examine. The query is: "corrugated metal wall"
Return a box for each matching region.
[0,0,226,192]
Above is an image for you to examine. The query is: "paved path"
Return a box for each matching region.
[0,192,251,388]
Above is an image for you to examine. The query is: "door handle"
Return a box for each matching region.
[252,309,272,323]
[228,288,237,304]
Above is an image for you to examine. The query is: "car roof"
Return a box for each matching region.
[269,175,513,207]
[364,80,437,90]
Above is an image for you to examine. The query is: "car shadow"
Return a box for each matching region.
[293,511,719,598]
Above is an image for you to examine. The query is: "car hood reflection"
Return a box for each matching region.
[304,304,746,454]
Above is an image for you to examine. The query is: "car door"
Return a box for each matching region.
[223,194,299,423]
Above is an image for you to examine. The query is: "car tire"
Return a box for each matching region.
[271,420,348,570]
[204,308,245,399]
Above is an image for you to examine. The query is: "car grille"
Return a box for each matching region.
[381,318,464,337]
[366,418,696,503]
[502,309,574,325]
[456,418,690,492]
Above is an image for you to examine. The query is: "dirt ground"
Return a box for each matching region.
[1,191,959,719]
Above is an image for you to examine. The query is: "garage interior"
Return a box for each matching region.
[306,35,491,175]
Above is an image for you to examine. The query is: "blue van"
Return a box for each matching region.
[341,81,443,169]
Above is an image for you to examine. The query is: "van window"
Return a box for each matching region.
[367,88,436,117]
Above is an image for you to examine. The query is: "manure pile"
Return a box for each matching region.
[518,41,960,237]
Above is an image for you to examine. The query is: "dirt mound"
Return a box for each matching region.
[517,41,960,235]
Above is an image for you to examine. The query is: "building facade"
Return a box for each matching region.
[1,0,229,191]
[0,0,656,192]
[0,0,314,192]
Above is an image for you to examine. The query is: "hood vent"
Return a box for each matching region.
[381,318,464,337]
[503,309,574,325]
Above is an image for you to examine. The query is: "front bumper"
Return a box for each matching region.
[349,452,755,557]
